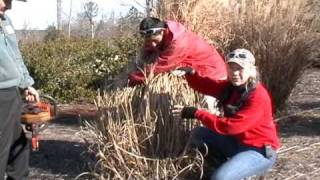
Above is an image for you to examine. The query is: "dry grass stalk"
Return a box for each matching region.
[225,0,320,111]
[153,0,233,50]
[81,0,320,178]
[154,0,320,111]
[83,74,204,179]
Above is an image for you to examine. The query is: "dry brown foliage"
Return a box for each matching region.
[82,74,206,179]
[153,0,320,111]
[81,0,320,179]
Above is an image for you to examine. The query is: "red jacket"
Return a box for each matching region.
[129,21,227,93]
[188,74,281,150]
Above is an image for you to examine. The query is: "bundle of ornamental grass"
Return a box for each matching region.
[81,74,206,179]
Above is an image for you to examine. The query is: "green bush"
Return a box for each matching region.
[20,38,139,102]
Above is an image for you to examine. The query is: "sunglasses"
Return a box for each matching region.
[227,53,247,59]
[139,28,165,38]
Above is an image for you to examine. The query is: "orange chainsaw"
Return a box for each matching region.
[21,95,57,151]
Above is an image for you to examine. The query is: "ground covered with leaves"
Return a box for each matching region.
[27,68,320,180]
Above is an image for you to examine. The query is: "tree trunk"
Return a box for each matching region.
[91,23,95,39]
[57,0,62,31]
[68,0,73,38]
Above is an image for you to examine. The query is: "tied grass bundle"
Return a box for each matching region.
[83,73,205,179]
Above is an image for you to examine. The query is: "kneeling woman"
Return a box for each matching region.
[173,49,280,180]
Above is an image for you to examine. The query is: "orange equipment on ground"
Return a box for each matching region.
[21,95,57,151]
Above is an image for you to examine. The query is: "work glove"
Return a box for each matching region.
[171,67,195,77]
[173,105,197,119]
[224,104,239,117]
[181,106,198,119]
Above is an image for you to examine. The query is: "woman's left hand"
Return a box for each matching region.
[172,105,198,119]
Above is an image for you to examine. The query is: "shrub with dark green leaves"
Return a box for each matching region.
[20,38,139,102]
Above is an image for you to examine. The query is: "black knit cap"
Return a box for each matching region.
[139,17,166,30]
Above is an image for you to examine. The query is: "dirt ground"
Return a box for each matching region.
[266,68,320,180]
[26,68,320,180]
[27,105,97,180]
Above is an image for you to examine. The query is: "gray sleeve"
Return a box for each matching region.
[17,55,35,88]
[6,15,34,88]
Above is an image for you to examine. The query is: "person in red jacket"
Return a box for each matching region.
[173,49,280,180]
[128,17,227,94]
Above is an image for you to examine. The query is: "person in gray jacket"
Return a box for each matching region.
[0,0,39,179]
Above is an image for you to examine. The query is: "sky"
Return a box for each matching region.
[6,0,146,30]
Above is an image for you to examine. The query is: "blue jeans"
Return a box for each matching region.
[189,127,277,180]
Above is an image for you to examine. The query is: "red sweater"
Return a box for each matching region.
[188,75,280,150]
[129,20,227,93]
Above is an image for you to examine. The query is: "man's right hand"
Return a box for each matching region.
[24,86,40,102]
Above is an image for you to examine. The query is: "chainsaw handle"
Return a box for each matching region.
[40,95,58,117]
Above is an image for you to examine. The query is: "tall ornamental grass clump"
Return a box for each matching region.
[82,74,205,179]
[225,0,320,111]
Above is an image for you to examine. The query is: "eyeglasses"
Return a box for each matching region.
[139,28,165,38]
[227,53,247,59]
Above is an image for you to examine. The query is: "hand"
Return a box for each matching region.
[24,86,40,102]
[172,105,197,119]
[171,67,195,77]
